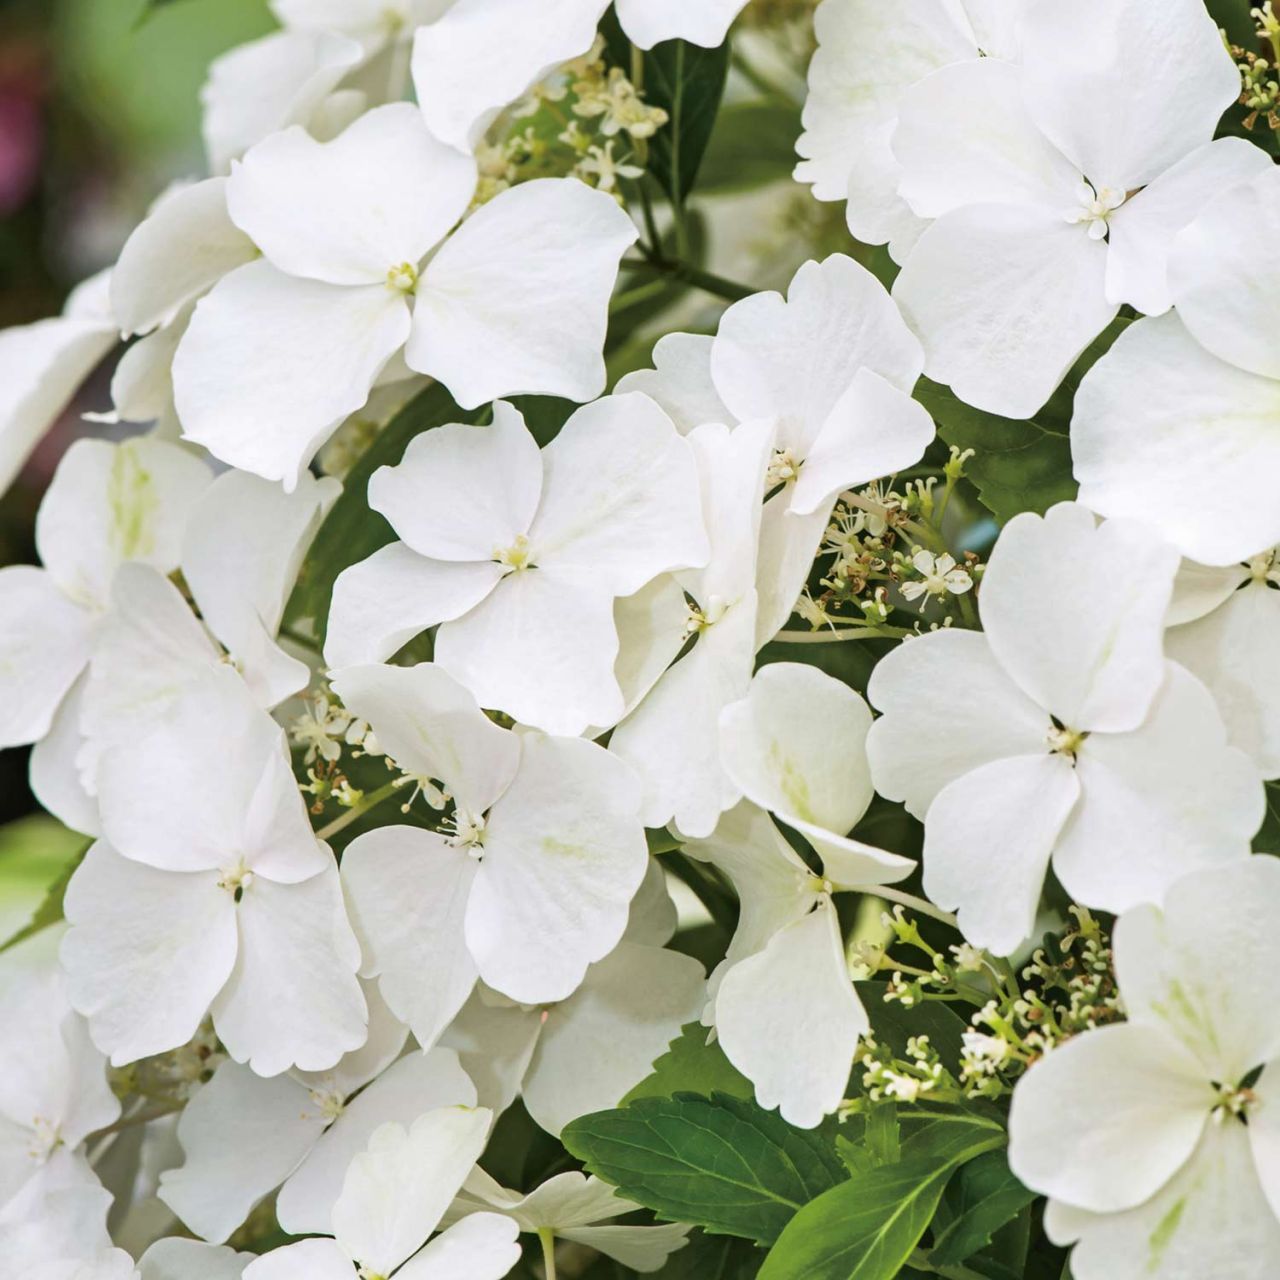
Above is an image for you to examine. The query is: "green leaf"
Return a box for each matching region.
[866,994,968,1071]
[756,1123,1004,1280]
[929,1151,1038,1266]
[836,1102,900,1175]
[0,817,91,952]
[1254,782,1280,852]
[561,1091,847,1245]
[699,102,801,195]
[649,1231,764,1279]
[622,1023,753,1105]
[283,383,480,644]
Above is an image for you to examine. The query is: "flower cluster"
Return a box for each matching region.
[0,0,1277,1277]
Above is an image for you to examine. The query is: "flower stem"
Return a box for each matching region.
[315,780,407,842]
[872,887,958,929]
[773,625,911,643]
[622,255,756,303]
[538,1228,558,1280]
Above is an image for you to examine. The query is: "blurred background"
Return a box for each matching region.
[0,0,272,830]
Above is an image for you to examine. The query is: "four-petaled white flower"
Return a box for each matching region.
[900,549,972,606]
[1009,857,1280,1280]
[890,0,1270,416]
[326,394,708,734]
[242,1107,521,1280]
[867,502,1263,955]
[173,103,637,488]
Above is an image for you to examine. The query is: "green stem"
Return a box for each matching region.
[622,255,756,303]
[873,886,959,929]
[773,625,911,643]
[315,780,407,841]
[538,1228,558,1280]
[664,852,739,933]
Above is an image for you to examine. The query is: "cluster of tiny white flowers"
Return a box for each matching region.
[0,0,1278,1276]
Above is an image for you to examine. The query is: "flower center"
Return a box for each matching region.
[1066,182,1126,239]
[1214,1079,1258,1119]
[766,447,801,488]
[443,808,487,854]
[1247,548,1279,584]
[684,594,728,637]
[27,1115,62,1163]
[217,860,255,899]
[386,261,419,294]
[494,532,532,571]
[1047,722,1087,758]
[308,1087,347,1124]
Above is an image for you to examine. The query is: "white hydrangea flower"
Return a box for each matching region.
[173,104,637,488]
[412,0,749,153]
[1008,857,1280,1279]
[0,436,212,751]
[866,502,1263,955]
[138,1239,255,1280]
[1164,551,1280,780]
[160,1027,474,1243]
[445,1168,692,1272]
[795,0,1019,261]
[0,1178,137,1280]
[61,668,367,1075]
[900,549,973,606]
[677,662,914,1128]
[270,0,451,58]
[619,254,935,645]
[1073,166,1280,566]
[334,662,649,1028]
[890,0,1268,416]
[0,270,117,498]
[242,1108,520,1280]
[326,395,707,734]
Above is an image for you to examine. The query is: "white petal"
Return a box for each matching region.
[212,865,367,1077]
[1009,1021,1213,1213]
[610,603,757,837]
[201,30,364,174]
[790,368,936,515]
[0,304,116,495]
[892,58,1081,217]
[394,1213,521,1280]
[325,542,504,668]
[980,502,1179,732]
[1072,311,1280,566]
[439,990,542,1119]
[183,470,339,706]
[522,942,705,1135]
[610,576,691,724]
[711,255,923,453]
[304,978,410,1100]
[1106,137,1274,316]
[1249,1067,1280,1224]
[469,734,646,1004]
[1114,857,1280,1082]
[228,105,476,287]
[111,307,189,424]
[332,1107,492,1275]
[368,402,541,561]
[111,179,257,335]
[753,496,831,647]
[139,1239,254,1280]
[97,667,324,881]
[242,1239,352,1280]
[1045,1121,1280,1280]
[1019,0,1241,190]
[1167,558,1248,625]
[341,827,480,1050]
[0,567,94,749]
[411,0,604,152]
[716,900,868,1129]
[615,0,745,47]
[614,334,730,434]
[530,393,709,593]
[623,855,680,948]
[1168,581,1280,778]
[173,260,411,488]
[159,1063,321,1244]
[1054,663,1263,916]
[331,663,519,815]
[29,675,99,836]
[409,179,636,409]
[893,204,1116,418]
[278,1049,477,1238]
[435,569,625,736]
[61,843,238,1066]
[35,436,213,612]
[558,1223,692,1273]
[867,629,1052,820]
[795,0,974,245]
[923,752,1081,955]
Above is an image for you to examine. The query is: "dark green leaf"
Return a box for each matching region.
[283,383,481,644]
[561,1091,847,1245]
[836,1102,900,1175]
[1254,782,1280,852]
[699,102,801,195]
[757,1121,1002,1280]
[866,994,969,1071]
[622,1022,753,1104]
[929,1150,1038,1266]
[649,1231,764,1279]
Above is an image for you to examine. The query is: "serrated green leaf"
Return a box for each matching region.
[756,1123,1004,1280]
[561,1091,847,1245]
[283,383,481,644]
[929,1150,1038,1266]
[648,1231,764,1279]
[622,1023,753,1105]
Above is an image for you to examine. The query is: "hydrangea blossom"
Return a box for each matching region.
[1009,858,1280,1278]
[326,395,707,734]
[173,104,637,486]
[1073,166,1280,566]
[891,0,1267,416]
[867,503,1263,954]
